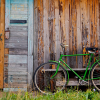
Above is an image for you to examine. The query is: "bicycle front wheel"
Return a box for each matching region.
[34,62,67,94]
[91,61,100,91]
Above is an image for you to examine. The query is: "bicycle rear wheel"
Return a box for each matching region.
[34,62,67,94]
[91,61,100,91]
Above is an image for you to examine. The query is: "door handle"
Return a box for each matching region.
[0,33,2,41]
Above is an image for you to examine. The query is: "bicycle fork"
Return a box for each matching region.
[50,63,60,79]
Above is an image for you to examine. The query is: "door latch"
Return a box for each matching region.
[0,33,2,41]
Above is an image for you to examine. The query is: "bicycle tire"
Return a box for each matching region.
[91,61,100,91]
[34,62,67,94]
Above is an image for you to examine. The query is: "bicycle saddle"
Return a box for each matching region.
[86,47,98,51]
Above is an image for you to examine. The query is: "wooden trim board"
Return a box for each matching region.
[28,0,34,88]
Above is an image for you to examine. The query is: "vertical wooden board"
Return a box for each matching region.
[94,0,98,47]
[43,0,50,62]
[38,0,44,66]
[59,0,69,64]
[69,0,73,67]
[59,0,64,59]
[97,0,100,52]
[55,0,60,61]
[90,0,93,47]
[64,0,70,66]
[5,0,10,29]
[28,0,34,87]
[71,0,77,68]
[48,0,55,60]
[0,0,5,89]
[99,0,100,53]
[92,0,95,47]
[81,0,88,67]
[87,0,90,47]
[33,0,38,72]
[76,0,83,68]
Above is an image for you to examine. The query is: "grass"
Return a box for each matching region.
[0,88,100,100]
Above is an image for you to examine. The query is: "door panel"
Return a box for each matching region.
[0,0,5,89]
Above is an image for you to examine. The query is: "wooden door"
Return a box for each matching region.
[0,0,5,89]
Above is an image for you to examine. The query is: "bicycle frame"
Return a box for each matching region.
[50,53,100,83]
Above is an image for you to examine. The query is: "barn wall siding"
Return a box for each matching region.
[34,0,100,71]
[4,0,29,89]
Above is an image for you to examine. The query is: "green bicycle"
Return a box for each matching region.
[34,43,100,94]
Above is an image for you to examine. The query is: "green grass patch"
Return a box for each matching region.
[0,89,100,100]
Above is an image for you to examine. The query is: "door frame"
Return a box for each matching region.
[0,0,5,89]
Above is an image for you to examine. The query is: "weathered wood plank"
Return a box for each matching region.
[7,72,27,75]
[10,15,28,20]
[33,0,38,72]
[4,55,27,64]
[8,48,28,55]
[71,0,77,68]
[77,0,83,68]
[8,79,27,83]
[0,0,5,89]
[55,0,60,61]
[5,67,27,72]
[48,0,55,61]
[5,43,28,49]
[9,32,27,37]
[5,0,10,29]
[96,1,99,53]
[9,26,28,32]
[28,0,34,87]
[4,63,27,68]
[87,0,90,47]
[41,68,90,71]
[4,83,27,88]
[5,36,27,43]
[43,0,49,62]
[69,0,73,67]
[11,11,28,15]
[65,0,70,66]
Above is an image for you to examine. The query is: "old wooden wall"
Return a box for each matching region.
[4,0,29,90]
[34,0,100,71]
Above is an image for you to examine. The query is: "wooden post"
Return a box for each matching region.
[0,0,5,89]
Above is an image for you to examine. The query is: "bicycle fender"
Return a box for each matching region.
[88,59,100,79]
[49,60,69,84]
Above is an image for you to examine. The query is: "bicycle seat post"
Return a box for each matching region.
[60,43,68,55]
